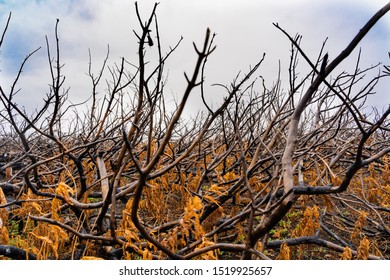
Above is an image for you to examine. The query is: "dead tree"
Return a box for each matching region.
[0,2,389,260]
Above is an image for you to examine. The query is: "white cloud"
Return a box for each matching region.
[0,0,389,116]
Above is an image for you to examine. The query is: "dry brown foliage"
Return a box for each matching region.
[0,2,389,260]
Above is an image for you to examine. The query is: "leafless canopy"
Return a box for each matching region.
[0,2,389,260]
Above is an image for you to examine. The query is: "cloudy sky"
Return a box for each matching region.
[0,0,389,118]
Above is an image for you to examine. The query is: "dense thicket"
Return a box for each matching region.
[0,3,389,260]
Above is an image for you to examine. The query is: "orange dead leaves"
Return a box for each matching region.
[0,189,9,246]
[356,237,370,260]
[292,206,320,238]
[181,196,204,241]
[276,242,291,260]
[340,246,352,260]
[351,211,367,244]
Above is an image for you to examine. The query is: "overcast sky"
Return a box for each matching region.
[0,0,389,118]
